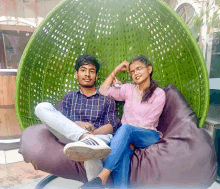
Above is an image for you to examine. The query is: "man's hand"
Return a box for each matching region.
[92,124,113,135]
[75,121,94,132]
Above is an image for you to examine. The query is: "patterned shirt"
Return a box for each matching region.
[59,89,120,133]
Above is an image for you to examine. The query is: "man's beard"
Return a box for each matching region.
[79,79,96,88]
[80,84,95,88]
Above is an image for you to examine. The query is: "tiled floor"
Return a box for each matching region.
[0,145,48,188]
[9,176,83,189]
[209,182,220,189]
[0,161,48,188]
[0,149,24,164]
[8,176,48,189]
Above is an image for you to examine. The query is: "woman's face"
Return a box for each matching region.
[129,61,152,85]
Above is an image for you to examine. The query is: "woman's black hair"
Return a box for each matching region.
[130,55,158,103]
[75,54,100,73]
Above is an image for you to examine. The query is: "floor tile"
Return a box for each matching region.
[0,161,48,188]
[208,182,220,189]
[8,176,46,189]
[5,149,24,164]
[0,151,6,164]
[44,177,83,188]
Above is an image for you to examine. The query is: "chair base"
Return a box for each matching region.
[216,176,220,184]
[35,174,58,189]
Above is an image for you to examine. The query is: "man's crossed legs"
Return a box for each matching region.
[35,102,112,181]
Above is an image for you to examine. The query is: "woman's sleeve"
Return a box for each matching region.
[144,89,166,127]
[99,84,129,101]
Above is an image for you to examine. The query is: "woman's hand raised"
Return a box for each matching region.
[101,61,129,90]
[114,61,129,73]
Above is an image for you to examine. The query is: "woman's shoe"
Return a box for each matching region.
[79,177,103,189]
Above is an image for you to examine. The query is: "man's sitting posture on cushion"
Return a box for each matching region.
[34,54,121,181]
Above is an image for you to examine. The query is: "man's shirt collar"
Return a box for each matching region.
[76,87,100,96]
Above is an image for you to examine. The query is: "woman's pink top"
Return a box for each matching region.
[99,84,166,138]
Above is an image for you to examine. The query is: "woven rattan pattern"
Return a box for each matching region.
[15,0,209,130]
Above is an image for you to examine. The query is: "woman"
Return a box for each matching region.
[80,55,166,189]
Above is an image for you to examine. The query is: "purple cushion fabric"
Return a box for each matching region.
[130,84,217,188]
[19,125,87,182]
[18,84,217,187]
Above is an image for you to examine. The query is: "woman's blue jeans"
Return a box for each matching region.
[104,124,160,188]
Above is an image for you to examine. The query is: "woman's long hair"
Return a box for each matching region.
[129,55,158,103]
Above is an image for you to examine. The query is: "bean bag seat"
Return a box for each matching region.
[130,84,217,188]
[18,84,217,188]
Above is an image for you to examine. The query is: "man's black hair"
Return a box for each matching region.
[75,54,100,73]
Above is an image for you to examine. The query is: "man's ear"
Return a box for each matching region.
[74,70,78,79]
[95,73,98,81]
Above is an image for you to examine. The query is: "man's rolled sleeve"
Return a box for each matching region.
[104,98,121,133]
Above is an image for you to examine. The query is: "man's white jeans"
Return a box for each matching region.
[35,102,112,181]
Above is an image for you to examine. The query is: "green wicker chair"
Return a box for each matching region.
[15,0,209,130]
[15,1,215,188]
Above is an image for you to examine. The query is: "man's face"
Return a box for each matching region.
[75,63,98,88]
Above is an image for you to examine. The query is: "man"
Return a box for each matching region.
[33,54,120,181]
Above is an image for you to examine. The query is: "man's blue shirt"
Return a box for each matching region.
[59,89,120,133]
